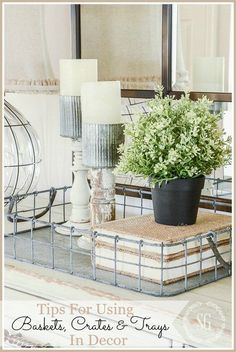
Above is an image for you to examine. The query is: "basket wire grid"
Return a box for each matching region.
[4,184,232,299]
[4,184,232,348]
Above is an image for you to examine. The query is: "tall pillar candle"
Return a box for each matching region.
[81,81,124,168]
[60,59,98,96]
[59,59,97,139]
[81,81,125,225]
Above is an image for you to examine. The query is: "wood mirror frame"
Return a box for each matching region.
[71,4,232,212]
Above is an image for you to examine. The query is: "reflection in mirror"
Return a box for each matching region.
[116,98,232,200]
[81,5,162,90]
[172,4,233,92]
[203,102,232,199]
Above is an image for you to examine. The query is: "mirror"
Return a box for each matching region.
[117,98,232,202]
[78,3,232,205]
[80,5,162,90]
[172,4,233,92]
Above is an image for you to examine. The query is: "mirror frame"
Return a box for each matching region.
[72,4,232,102]
[71,4,232,212]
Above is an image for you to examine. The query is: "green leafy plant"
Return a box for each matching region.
[117,87,231,185]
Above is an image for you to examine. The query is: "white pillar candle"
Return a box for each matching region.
[81,81,121,124]
[60,59,98,96]
[192,57,224,92]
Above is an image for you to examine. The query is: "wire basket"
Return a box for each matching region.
[4,184,232,298]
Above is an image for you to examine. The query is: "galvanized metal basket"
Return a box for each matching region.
[4,184,232,298]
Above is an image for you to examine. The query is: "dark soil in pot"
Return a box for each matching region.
[151,176,205,226]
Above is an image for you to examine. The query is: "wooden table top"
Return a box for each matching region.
[4,258,232,349]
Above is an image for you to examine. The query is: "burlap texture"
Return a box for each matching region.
[94,212,231,243]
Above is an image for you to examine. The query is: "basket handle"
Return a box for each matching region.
[206,232,231,272]
[7,187,57,223]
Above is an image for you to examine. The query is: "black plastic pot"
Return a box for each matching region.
[151,176,205,226]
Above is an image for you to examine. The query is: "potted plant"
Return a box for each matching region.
[116,88,231,226]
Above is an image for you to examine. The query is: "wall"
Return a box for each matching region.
[5,93,72,192]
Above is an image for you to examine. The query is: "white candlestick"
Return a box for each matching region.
[81,81,121,124]
[57,59,97,240]
[60,59,98,96]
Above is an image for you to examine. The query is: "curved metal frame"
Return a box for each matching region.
[4,100,41,205]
